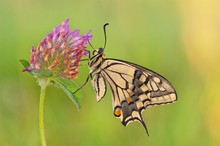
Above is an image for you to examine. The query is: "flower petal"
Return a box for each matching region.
[23,19,92,79]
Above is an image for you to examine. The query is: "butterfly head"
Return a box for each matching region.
[92,48,104,55]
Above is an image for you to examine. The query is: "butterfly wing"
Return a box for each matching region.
[92,74,107,102]
[97,59,177,134]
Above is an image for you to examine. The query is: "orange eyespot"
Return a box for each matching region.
[114,108,122,117]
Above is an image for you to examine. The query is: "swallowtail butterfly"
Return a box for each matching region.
[78,24,177,135]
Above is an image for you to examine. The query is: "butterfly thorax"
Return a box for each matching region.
[88,48,105,75]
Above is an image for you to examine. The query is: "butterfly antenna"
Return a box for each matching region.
[103,23,109,49]
[88,39,95,51]
[85,39,94,58]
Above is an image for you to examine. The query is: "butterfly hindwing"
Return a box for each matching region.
[93,59,177,134]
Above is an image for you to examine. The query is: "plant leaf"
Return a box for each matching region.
[52,77,81,110]
[19,59,30,67]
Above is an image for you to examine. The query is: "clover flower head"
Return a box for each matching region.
[23,18,92,79]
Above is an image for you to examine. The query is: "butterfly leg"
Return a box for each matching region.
[73,74,92,94]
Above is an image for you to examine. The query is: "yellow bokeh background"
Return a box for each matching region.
[0,0,219,145]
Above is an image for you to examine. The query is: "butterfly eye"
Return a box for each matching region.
[98,48,104,54]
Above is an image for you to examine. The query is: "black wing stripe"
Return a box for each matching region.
[96,75,101,96]
[103,62,132,70]
[106,68,133,77]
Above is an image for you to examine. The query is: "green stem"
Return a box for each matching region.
[39,78,50,146]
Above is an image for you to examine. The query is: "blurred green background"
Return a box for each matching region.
[1,0,220,146]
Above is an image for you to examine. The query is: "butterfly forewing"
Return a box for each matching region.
[91,58,177,134]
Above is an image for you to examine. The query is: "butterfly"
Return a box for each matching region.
[79,23,177,135]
